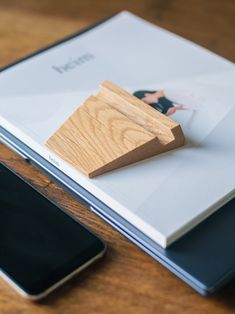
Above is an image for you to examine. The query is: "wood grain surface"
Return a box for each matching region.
[0,1,235,313]
[47,81,184,177]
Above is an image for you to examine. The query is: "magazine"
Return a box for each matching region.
[0,11,234,247]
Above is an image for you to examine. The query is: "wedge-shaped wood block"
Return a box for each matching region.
[46,81,185,177]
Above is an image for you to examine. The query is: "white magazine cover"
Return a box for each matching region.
[0,11,235,247]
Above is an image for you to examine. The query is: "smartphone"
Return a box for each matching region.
[0,162,106,300]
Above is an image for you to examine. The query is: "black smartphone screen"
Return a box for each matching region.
[0,162,105,296]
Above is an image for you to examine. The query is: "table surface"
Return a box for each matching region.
[0,1,235,313]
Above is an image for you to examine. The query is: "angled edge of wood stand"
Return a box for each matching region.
[46,81,185,178]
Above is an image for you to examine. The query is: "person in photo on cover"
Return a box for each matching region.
[133,89,188,116]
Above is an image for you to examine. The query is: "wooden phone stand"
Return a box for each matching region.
[46,81,185,178]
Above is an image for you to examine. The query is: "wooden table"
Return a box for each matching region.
[0,1,235,313]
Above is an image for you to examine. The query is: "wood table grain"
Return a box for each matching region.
[0,1,235,313]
